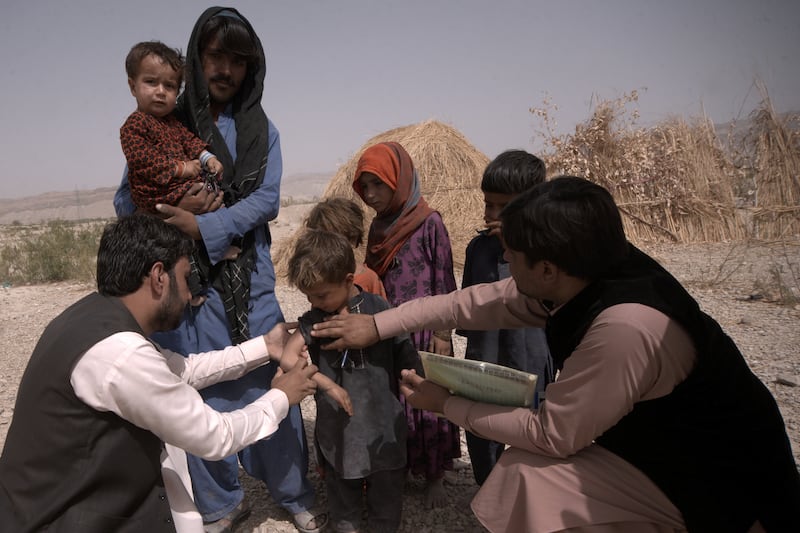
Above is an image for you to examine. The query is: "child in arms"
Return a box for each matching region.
[120,40,223,213]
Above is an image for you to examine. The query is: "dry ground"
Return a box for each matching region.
[1,205,798,531]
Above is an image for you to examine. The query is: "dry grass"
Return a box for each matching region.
[531,89,799,245]
[0,221,104,284]
[533,91,743,243]
[744,84,800,240]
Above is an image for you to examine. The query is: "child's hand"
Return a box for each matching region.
[428,334,452,356]
[205,156,224,177]
[485,220,502,238]
[179,159,202,179]
[325,384,354,416]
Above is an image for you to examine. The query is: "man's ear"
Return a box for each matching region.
[128,78,136,96]
[148,261,167,296]
[539,260,559,282]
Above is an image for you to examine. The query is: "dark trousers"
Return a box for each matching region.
[465,430,506,486]
[323,460,405,533]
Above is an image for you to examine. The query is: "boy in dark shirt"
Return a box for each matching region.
[287,229,422,533]
[457,150,554,485]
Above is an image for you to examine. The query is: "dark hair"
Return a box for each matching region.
[125,41,185,85]
[501,176,628,279]
[198,13,259,67]
[97,214,194,297]
[287,229,356,291]
[304,197,365,248]
[481,150,546,195]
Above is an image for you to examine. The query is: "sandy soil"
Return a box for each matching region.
[1,206,798,532]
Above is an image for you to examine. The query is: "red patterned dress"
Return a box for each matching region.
[120,110,210,212]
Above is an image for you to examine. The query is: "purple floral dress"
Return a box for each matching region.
[381,212,462,479]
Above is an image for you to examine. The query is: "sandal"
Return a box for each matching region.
[292,507,329,533]
[204,499,251,533]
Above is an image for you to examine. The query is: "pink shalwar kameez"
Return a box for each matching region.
[374,278,768,533]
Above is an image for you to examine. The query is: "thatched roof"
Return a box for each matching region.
[274,120,489,274]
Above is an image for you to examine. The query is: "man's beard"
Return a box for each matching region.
[155,275,185,332]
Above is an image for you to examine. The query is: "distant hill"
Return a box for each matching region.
[281,172,332,203]
[0,172,333,225]
[0,187,119,225]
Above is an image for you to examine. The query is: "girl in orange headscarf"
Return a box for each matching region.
[353,142,461,508]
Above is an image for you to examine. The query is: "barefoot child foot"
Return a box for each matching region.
[424,476,448,509]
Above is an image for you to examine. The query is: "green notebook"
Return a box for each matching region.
[419,351,538,407]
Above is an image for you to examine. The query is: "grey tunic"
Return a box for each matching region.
[298,290,421,479]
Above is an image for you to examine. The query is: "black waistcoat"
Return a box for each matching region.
[546,245,800,532]
[0,293,175,532]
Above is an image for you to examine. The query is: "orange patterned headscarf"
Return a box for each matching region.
[353,142,434,276]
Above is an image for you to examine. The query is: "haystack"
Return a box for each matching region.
[274,120,489,275]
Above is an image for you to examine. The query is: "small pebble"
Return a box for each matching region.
[776,374,799,387]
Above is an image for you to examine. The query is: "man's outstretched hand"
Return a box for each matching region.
[271,359,318,406]
[310,313,380,351]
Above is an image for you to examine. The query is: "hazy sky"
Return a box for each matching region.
[1,0,798,198]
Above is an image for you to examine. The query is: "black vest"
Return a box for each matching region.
[0,293,175,532]
[546,245,800,532]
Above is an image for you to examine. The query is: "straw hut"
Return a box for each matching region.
[274,120,489,275]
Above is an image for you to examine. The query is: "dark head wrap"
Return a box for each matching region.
[178,6,269,204]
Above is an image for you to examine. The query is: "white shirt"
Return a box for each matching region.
[71,333,288,532]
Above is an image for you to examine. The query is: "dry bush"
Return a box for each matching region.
[273,120,489,275]
[530,88,799,303]
[0,221,104,284]
[532,91,746,243]
[742,85,800,240]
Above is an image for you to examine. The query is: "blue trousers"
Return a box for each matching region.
[188,364,315,522]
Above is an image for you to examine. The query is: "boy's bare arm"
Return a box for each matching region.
[277,331,353,415]
[271,359,317,406]
[277,332,341,393]
[270,330,306,367]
